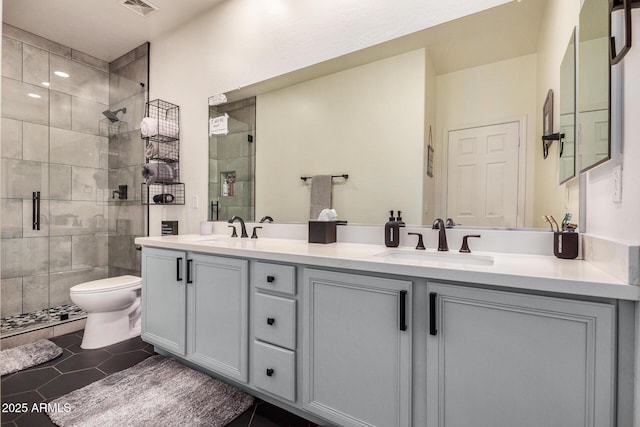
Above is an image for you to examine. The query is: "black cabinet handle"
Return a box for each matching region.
[267,317,275,325]
[429,292,438,336]
[267,275,275,283]
[266,368,274,377]
[176,258,183,281]
[399,290,407,331]
[32,191,40,230]
[186,259,193,284]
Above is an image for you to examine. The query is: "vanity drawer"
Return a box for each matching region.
[254,293,296,350]
[255,262,296,296]
[253,340,296,402]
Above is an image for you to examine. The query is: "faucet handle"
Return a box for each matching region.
[228,225,238,238]
[407,232,426,250]
[251,226,262,239]
[460,235,481,253]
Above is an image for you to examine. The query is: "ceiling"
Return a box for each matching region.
[3,0,547,75]
[2,0,225,62]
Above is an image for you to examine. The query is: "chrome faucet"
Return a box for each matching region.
[228,216,248,238]
[432,218,449,251]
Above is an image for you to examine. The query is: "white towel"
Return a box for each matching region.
[140,118,179,139]
[140,117,158,137]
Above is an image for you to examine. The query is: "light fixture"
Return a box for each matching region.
[28,93,42,99]
[54,71,70,78]
[41,82,50,87]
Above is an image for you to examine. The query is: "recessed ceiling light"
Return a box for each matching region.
[42,82,50,87]
[28,93,42,99]
[54,71,69,78]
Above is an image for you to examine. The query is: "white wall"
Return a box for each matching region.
[148,0,511,234]
[435,54,537,226]
[256,50,425,225]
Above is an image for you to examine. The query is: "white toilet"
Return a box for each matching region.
[70,275,142,349]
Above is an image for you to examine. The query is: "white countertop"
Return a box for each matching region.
[135,234,640,301]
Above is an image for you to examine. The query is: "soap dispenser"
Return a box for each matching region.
[385,210,400,247]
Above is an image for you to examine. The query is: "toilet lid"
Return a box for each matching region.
[70,275,141,294]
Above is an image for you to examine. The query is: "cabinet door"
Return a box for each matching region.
[141,247,187,356]
[188,253,249,383]
[427,282,615,427]
[302,269,412,427]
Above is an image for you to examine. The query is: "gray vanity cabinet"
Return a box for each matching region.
[141,248,249,383]
[187,253,248,383]
[141,247,187,356]
[426,282,616,427]
[302,269,412,427]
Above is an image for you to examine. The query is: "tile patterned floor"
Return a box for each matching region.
[1,332,320,427]
[1,305,86,336]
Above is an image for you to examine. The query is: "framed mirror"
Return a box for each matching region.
[559,28,576,184]
[578,0,610,171]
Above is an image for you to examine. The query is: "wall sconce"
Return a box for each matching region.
[541,89,565,159]
[541,133,564,159]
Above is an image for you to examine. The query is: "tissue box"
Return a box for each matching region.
[308,221,337,244]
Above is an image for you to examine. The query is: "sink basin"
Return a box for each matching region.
[199,237,235,244]
[375,249,494,266]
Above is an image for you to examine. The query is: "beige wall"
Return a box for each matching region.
[533,0,580,229]
[435,54,537,226]
[256,50,426,225]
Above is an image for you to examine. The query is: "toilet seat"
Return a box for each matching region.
[71,275,141,294]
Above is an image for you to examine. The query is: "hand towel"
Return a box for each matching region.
[309,175,332,220]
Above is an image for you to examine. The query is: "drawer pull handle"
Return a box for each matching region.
[429,292,438,336]
[267,317,275,325]
[267,275,275,283]
[266,368,274,377]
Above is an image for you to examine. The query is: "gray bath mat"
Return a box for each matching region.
[47,355,254,427]
[0,339,63,376]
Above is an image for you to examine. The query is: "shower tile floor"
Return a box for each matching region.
[1,331,320,427]
[1,305,86,336]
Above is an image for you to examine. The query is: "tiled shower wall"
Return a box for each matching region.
[0,24,147,322]
[107,44,148,277]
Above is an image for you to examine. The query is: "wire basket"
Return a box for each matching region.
[141,99,180,143]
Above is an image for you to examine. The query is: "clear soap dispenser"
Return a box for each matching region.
[385,210,400,247]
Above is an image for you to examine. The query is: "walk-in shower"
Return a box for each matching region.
[0,26,149,339]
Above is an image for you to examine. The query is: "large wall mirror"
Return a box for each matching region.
[208,1,584,229]
[578,0,611,172]
[559,29,576,184]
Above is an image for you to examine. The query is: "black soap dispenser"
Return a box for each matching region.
[385,210,400,247]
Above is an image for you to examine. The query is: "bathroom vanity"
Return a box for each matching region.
[135,233,639,427]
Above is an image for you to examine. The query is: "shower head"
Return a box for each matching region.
[102,107,127,122]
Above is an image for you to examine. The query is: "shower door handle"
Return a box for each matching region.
[32,191,40,230]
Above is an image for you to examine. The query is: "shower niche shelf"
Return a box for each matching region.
[141,99,185,205]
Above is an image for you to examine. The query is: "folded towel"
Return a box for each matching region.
[142,161,175,184]
[309,175,332,220]
[140,117,158,138]
[140,118,179,139]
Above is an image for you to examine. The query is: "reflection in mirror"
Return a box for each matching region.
[559,29,576,184]
[208,98,256,221]
[578,0,610,171]
[208,1,578,228]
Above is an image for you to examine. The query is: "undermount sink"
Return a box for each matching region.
[375,249,494,266]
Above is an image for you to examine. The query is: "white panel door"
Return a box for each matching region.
[579,109,609,170]
[447,122,520,227]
